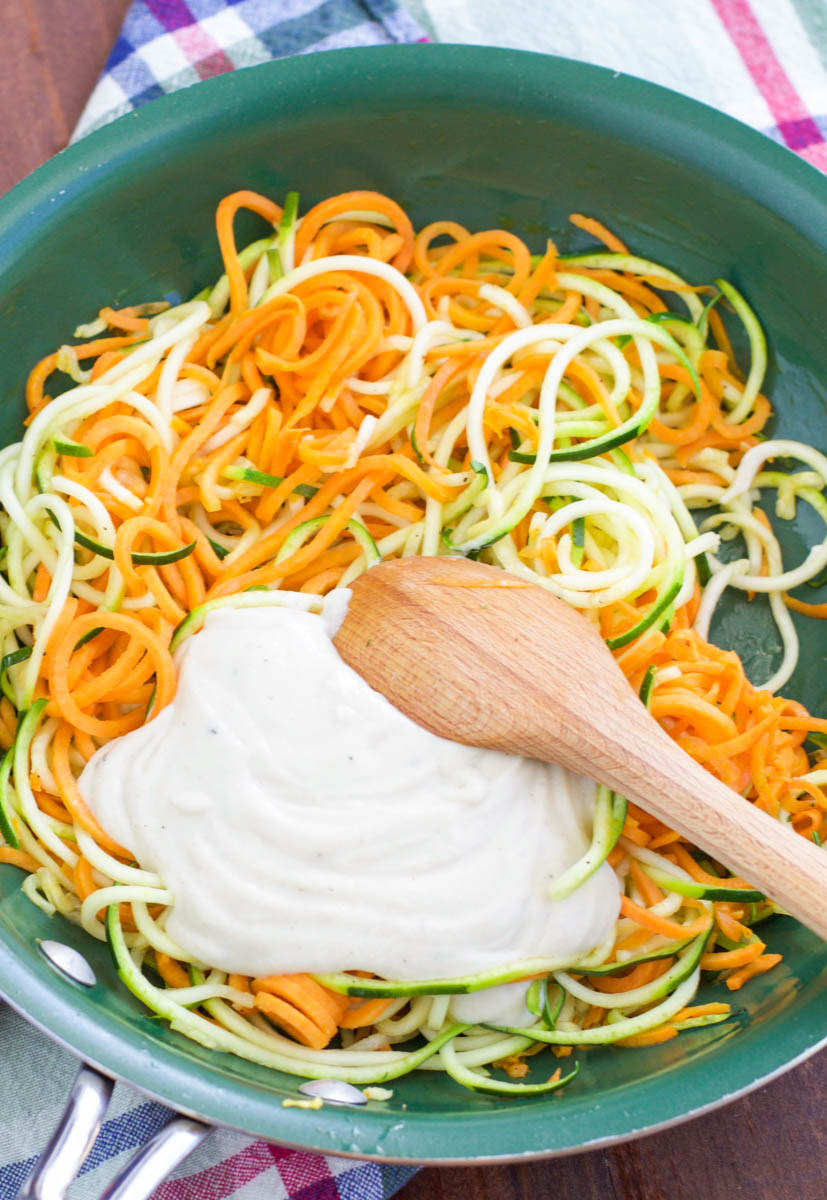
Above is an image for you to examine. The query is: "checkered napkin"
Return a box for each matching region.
[74,0,827,172]
[0,1000,419,1199]
[74,0,426,139]
[6,0,826,1197]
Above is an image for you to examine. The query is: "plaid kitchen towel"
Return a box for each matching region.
[421,0,827,172]
[73,0,427,139]
[74,0,827,171]
[0,1005,418,1200]
[6,0,826,1197]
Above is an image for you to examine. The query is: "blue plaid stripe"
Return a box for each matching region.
[74,0,424,139]
[226,0,336,31]
[0,1101,170,1196]
[255,0,387,57]
[107,36,137,69]
[120,4,167,43]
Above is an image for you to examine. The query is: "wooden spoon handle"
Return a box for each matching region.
[580,722,827,939]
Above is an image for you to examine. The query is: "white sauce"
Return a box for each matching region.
[81,603,619,1019]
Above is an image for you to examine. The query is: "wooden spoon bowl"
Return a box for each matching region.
[334,555,827,940]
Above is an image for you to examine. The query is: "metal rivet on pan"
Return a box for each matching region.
[298,1079,367,1105]
[37,940,97,987]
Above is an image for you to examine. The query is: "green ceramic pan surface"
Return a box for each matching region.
[0,45,824,1162]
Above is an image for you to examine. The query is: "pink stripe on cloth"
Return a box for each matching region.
[268,1141,338,1193]
[150,1138,356,1200]
[152,1141,277,1200]
[173,22,235,79]
[711,0,825,156]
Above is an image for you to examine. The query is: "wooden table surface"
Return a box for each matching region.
[1,4,824,1199]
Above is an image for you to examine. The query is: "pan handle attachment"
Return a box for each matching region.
[97,1112,210,1200]
[16,1063,209,1200]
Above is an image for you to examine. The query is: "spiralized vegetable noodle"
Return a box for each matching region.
[0,190,824,1097]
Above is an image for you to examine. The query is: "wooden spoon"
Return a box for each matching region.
[334,555,827,940]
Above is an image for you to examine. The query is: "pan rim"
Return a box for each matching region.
[0,41,825,1163]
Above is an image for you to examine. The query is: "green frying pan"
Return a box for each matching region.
[0,45,824,1168]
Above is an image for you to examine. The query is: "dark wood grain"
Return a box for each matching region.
[0,4,823,1198]
[404,1052,826,1200]
[0,0,131,193]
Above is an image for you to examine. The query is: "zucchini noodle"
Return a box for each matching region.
[0,189,824,1097]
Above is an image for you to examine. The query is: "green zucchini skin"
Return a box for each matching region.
[546,786,626,902]
[639,666,655,709]
[605,571,682,651]
[74,529,197,566]
[573,938,693,977]
[507,320,699,469]
[1,645,32,674]
[276,516,380,567]
[526,977,565,1024]
[4,699,49,849]
[554,930,710,1011]
[316,955,583,998]
[643,868,764,903]
[224,464,318,500]
[441,1041,580,1096]
[0,747,18,848]
[53,437,93,458]
[486,935,709,1046]
[0,649,31,845]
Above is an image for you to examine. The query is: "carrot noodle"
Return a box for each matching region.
[725,953,783,990]
[338,996,394,1029]
[568,213,629,253]
[0,848,39,872]
[215,191,282,314]
[1,189,824,1094]
[156,953,191,989]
